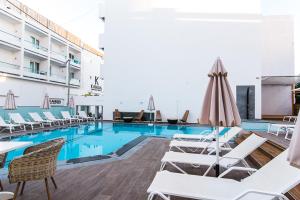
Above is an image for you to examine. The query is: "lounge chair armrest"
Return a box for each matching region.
[218,167,257,178]
[234,190,289,200]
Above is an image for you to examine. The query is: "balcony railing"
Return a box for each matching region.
[49,74,66,83]
[70,78,80,86]
[0,29,21,47]
[23,66,47,79]
[0,60,20,75]
[50,50,67,62]
[70,58,81,68]
[24,40,48,55]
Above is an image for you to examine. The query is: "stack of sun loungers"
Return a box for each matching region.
[268,115,298,140]
[147,127,300,200]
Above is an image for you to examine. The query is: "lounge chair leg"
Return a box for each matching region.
[13,182,21,200]
[0,179,3,191]
[20,181,26,195]
[45,178,51,200]
[51,177,57,189]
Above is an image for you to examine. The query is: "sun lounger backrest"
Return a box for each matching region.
[156,110,162,121]
[135,110,144,121]
[29,112,43,122]
[243,150,300,194]
[43,112,56,120]
[61,111,71,119]
[0,116,7,126]
[224,134,267,160]
[181,110,189,122]
[9,113,25,123]
[219,127,241,143]
[78,111,87,118]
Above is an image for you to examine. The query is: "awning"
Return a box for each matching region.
[262,76,300,85]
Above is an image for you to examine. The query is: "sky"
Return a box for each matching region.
[18,0,300,74]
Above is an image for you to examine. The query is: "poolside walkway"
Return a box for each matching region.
[2,137,251,200]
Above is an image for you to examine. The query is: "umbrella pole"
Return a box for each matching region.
[215,126,220,177]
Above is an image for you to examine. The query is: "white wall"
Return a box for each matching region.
[102,1,264,122]
[262,16,295,76]
[262,85,293,115]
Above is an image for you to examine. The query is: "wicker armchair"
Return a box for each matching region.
[8,138,64,200]
[0,153,7,191]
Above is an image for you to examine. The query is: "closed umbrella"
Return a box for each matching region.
[4,90,17,121]
[287,111,300,168]
[4,90,16,110]
[68,96,75,115]
[199,57,241,176]
[41,93,50,109]
[148,95,155,125]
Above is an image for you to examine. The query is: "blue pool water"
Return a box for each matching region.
[3,121,268,167]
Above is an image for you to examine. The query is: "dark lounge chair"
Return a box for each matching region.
[155,110,162,122]
[134,110,144,122]
[180,110,189,123]
[113,109,122,121]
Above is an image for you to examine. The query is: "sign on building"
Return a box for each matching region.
[49,98,64,106]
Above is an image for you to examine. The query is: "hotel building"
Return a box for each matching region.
[0,0,103,114]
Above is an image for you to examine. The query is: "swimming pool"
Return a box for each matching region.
[3,121,269,167]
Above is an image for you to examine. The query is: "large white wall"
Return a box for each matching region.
[102,1,265,122]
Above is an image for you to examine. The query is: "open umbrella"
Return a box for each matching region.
[287,111,300,168]
[148,95,155,125]
[199,57,241,176]
[41,93,50,109]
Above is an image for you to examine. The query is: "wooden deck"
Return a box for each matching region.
[2,137,252,200]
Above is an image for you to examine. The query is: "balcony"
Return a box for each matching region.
[0,29,21,48]
[70,78,80,86]
[24,40,48,57]
[0,60,20,75]
[49,74,66,83]
[70,58,81,69]
[23,66,47,80]
[50,50,67,63]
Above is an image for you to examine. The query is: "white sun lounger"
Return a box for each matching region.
[78,111,95,121]
[9,113,41,130]
[43,112,65,125]
[61,111,81,123]
[29,112,53,127]
[0,116,24,133]
[267,123,296,136]
[169,127,242,154]
[148,150,300,200]
[0,192,14,200]
[173,127,225,141]
[161,134,267,175]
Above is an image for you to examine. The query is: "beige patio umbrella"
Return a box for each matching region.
[4,90,17,110]
[287,111,300,169]
[147,95,155,125]
[199,57,241,176]
[41,93,50,109]
[4,90,17,121]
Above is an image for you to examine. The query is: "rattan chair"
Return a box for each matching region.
[8,138,64,200]
[0,153,7,191]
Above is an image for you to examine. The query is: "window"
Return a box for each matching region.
[30,36,40,48]
[70,72,75,79]
[29,61,40,74]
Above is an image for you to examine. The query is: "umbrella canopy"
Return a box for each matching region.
[287,111,300,169]
[199,57,241,127]
[199,57,241,176]
[4,90,16,110]
[148,95,155,111]
[68,96,75,108]
[41,93,50,109]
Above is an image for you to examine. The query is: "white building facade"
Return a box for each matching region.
[100,0,295,122]
[0,1,103,110]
